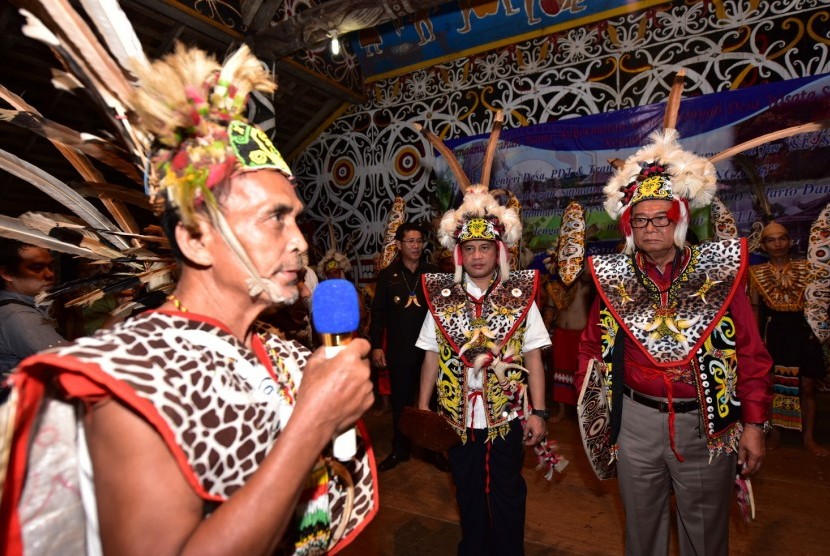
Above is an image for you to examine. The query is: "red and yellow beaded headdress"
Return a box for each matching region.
[602,71,717,254]
[129,44,298,301]
[131,43,293,229]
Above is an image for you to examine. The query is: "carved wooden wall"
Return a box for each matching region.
[293,0,830,270]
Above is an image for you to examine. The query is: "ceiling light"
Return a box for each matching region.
[330,32,341,56]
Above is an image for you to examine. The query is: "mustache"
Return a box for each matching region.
[274,252,305,273]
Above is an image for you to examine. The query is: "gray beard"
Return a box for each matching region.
[262,287,299,307]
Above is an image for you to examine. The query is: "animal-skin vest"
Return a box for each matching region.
[423,270,538,442]
[588,239,748,457]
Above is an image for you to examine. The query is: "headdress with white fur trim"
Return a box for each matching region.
[416,110,522,282]
[604,69,830,256]
[604,128,717,218]
[604,128,717,254]
[317,221,352,279]
[317,249,352,278]
[601,69,716,254]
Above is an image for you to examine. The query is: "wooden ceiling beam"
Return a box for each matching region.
[273,58,365,104]
[246,0,285,33]
[157,24,187,55]
[282,96,342,155]
[240,0,265,27]
[129,0,244,45]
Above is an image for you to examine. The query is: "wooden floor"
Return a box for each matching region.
[341,393,830,555]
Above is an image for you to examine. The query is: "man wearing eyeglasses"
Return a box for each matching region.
[576,132,771,556]
[370,222,442,471]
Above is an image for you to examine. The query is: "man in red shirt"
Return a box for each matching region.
[576,130,772,556]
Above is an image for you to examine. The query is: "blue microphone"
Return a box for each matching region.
[311,279,360,461]
[312,279,360,340]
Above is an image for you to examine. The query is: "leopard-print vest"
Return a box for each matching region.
[589,239,747,456]
[423,270,538,442]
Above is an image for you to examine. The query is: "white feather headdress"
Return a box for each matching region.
[437,185,522,250]
[603,129,717,220]
[317,249,352,279]
[416,110,522,282]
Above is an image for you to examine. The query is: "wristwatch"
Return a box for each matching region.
[530,408,551,421]
[746,421,772,434]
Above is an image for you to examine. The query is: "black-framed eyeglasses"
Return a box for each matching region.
[630,216,671,229]
[401,238,425,245]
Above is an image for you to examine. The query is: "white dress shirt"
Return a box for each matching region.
[416,274,550,428]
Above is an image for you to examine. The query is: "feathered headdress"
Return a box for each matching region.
[605,69,830,257]
[317,250,352,279]
[605,70,727,254]
[0,0,295,307]
[603,128,717,254]
[604,129,717,217]
[131,43,292,228]
[416,110,521,282]
[130,43,297,302]
[0,0,172,309]
[316,221,352,280]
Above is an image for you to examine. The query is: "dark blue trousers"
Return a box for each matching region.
[448,418,526,556]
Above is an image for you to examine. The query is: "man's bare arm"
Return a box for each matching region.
[87,339,373,556]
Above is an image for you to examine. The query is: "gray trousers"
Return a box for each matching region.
[617,394,736,556]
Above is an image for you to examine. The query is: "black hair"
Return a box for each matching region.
[0,238,27,290]
[395,221,426,241]
[159,201,186,261]
[158,180,235,262]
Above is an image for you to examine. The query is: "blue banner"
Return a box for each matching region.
[433,74,830,254]
[353,0,666,79]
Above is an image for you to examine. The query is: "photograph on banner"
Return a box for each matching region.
[432,73,830,259]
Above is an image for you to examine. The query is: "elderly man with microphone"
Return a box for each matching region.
[1,44,377,555]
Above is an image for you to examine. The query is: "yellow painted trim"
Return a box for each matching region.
[366,0,667,83]
[286,102,351,162]
[162,0,245,39]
